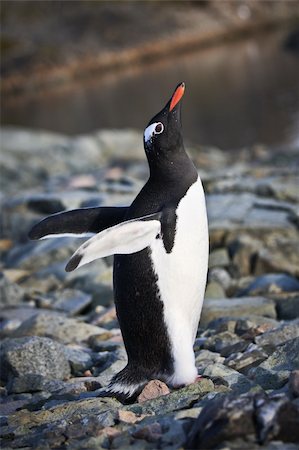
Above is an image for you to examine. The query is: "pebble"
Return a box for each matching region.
[137,380,170,403]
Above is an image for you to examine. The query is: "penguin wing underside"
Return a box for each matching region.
[29,206,128,240]
[65,212,162,272]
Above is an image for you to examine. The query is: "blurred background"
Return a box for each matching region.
[1,0,299,150]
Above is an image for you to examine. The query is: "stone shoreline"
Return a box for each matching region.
[0,127,299,449]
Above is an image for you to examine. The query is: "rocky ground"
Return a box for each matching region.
[1,127,299,449]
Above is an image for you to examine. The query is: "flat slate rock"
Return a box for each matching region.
[238,274,299,296]
[186,391,299,449]
[207,193,296,232]
[201,363,259,394]
[200,297,276,327]
[14,313,107,344]
[248,337,299,390]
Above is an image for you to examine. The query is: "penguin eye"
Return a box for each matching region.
[144,122,164,144]
[154,123,164,134]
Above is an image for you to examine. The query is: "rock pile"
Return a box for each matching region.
[0,128,298,449]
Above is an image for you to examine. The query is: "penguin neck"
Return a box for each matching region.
[147,145,197,183]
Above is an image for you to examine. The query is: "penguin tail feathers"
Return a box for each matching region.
[106,366,148,404]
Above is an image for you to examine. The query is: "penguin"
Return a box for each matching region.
[29,82,209,402]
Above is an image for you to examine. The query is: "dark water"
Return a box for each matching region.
[2,30,299,150]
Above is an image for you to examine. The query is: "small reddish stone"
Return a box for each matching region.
[137,379,170,403]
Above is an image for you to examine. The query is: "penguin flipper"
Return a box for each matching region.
[65,212,162,272]
[28,206,128,240]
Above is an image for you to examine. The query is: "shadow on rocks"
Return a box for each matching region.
[185,391,299,449]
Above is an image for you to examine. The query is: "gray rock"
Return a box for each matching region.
[254,239,299,278]
[204,317,238,334]
[255,320,299,351]
[202,363,259,393]
[238,274,299,297]
[208,248,230,269]
[209,267,232,290]
[195,350,225,373]
[207,193,296,235]
[1,394,120,448]
[195,349,224,364]
[290,205,299,227]
[0,306,61,325]
[0,128,105,193]
[14,312,106,344]
[20,273,61,295]
[186,392,257,449]
[202,331,245,354]
[127,378,215,415]
[0,273,25,306]
[0,336,70,382]
[41,289,92,315]
[95,129,143,161]
[220,340,250,358]
[201,297,276,327]
[228,234,261,277]
[26,191,102,214]
[225,346,268,373]
[63,346,93,375]
[7,374,67,394]
[234,316,279,335]
[248,337,299,390]
[204,281,226,299]
[266,443,299,450]
[289,370,299,397]
[0,397,37,416]
[186,392,299,449]
[26,195,65,215]
[5,238,79,271]
[1,190,105,242]
[65,262,114,307]
[89,339,121,353]
[95,349,127,386]
[62,410,117,441]
[130,414,187,449]
[273,294,299,320]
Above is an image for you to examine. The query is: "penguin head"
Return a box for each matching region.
[143,82,185,157]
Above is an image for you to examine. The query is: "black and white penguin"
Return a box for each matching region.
[29,82,209,402]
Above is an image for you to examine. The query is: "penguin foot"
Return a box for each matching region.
[107,365,149,404]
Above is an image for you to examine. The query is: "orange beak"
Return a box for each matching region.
[169,82,185,112]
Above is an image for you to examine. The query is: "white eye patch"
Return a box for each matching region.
[144,122,164,143]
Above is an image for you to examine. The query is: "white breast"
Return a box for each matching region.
[150,177,209,386]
